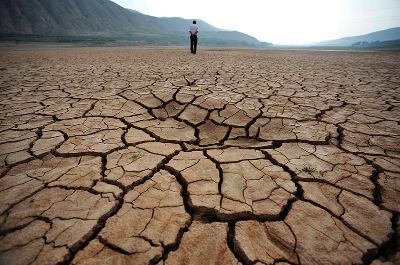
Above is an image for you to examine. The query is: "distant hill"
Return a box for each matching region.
[318,27,400,46]
[0,0,271,47]
[351,39,400,49]
[126,9,220,33]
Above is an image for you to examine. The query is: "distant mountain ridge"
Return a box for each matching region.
[126,9,220,33]
[318,27,400,46]
[0,0,271,47]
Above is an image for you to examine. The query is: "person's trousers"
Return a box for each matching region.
[190,35,198,54]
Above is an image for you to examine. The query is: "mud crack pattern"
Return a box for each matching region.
[0,48,399,265]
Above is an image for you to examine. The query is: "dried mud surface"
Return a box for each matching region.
[0,48,399,265]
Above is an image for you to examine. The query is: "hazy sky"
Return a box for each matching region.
[111,0,400,45]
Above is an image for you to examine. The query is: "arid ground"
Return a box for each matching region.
[0,48,399,265]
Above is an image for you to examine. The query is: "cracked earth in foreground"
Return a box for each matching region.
[0,48,399,265]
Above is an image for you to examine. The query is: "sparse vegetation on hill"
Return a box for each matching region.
[352,39,400,49]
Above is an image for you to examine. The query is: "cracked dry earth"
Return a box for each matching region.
[0,48,399,265]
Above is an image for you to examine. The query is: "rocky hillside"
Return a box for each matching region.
[0,0,270,46]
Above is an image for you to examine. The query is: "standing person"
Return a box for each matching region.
[189,20,198,54]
